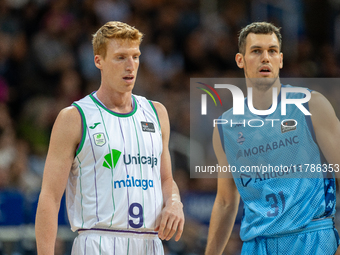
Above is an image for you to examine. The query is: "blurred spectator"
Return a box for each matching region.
[31,0,76,90]
[0,103,16,173]
[142,33,184,84]
[8,139,41,195]
[18,95,55,156]
[53,68,83,113]
[78,33,101,82]
[94,0,131,24]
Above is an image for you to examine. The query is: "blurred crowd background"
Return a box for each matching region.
[0,0,340,254]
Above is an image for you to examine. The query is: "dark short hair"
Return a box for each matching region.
[238,22,282,55]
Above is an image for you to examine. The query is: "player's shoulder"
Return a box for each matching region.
[150,101,167,115]
[220,106,235,119]
[133,94,155,105]
[59,92,91,120]
[308,90,339,134]
[132,94,168,116]
[282,84,312,99]
[309,90,331,111]
[56,106,82,127]
[72,93,94,108]
[282,85,331,117]
[148,101,170,133]
[50,105,82,146]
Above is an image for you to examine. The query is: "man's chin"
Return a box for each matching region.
[246,77,279,91]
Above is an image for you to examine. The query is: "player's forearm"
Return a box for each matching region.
[35,193,60,255]
[163,179,182,206]
[158,177,184,241]
[205,200,239,255]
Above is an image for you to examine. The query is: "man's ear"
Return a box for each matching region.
[94,55,102,69]
[235,53,244,69]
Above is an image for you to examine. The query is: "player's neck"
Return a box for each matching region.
[247,82,281,110]
[96,88,133,113]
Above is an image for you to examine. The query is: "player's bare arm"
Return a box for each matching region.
[205,126,240,255]
[309,91,340,174]
[35,106,81,255]
[152,101,185,242]
[309,91,340,254]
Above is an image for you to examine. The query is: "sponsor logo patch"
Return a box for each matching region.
[237,132,245,145]
[240,173,252,187]
[281,119,297,133]
[94,133,106,146]
[103,149,121,168]
[141,122,155,132]
[90,122,101,129]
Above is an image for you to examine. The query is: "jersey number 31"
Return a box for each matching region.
[266,191,285,217]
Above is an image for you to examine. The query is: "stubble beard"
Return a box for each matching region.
[246,76,279,92]
[244,61,280,92]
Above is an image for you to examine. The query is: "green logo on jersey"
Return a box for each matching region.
[103,149,122,169]
[93,133,106,146]
[90,122,101,129]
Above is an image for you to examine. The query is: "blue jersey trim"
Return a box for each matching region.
[304,89,317,143]
[303,89,335,217]
[334,227,340,246]
[277,85,283,105]
[304,102,317,143]
[217,116,225,153]
[319,149,336,217]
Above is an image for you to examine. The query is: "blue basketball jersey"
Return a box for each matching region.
[218,85,336,241]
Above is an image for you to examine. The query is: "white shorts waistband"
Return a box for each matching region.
[77,228,159,240]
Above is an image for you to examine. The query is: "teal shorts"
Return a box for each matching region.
[241,226,339,255]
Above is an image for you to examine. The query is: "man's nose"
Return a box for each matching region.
[126,57,135,71]
[261,50,270,62]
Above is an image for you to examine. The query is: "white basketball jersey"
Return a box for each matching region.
[66,93,163,232]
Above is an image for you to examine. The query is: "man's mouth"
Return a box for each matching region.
[123,75,134,80]
[259,66,271,73]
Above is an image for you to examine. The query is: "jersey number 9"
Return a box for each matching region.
[129,203,144,228]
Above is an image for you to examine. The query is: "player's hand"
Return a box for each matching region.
[155,199,184,241]
[335,245,340,255]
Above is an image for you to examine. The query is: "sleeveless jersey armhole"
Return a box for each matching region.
[148,100,161,130]
[304,89,317,144]
[303,90,335,217]
[72,103,87,156]
[217,115,225,153]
